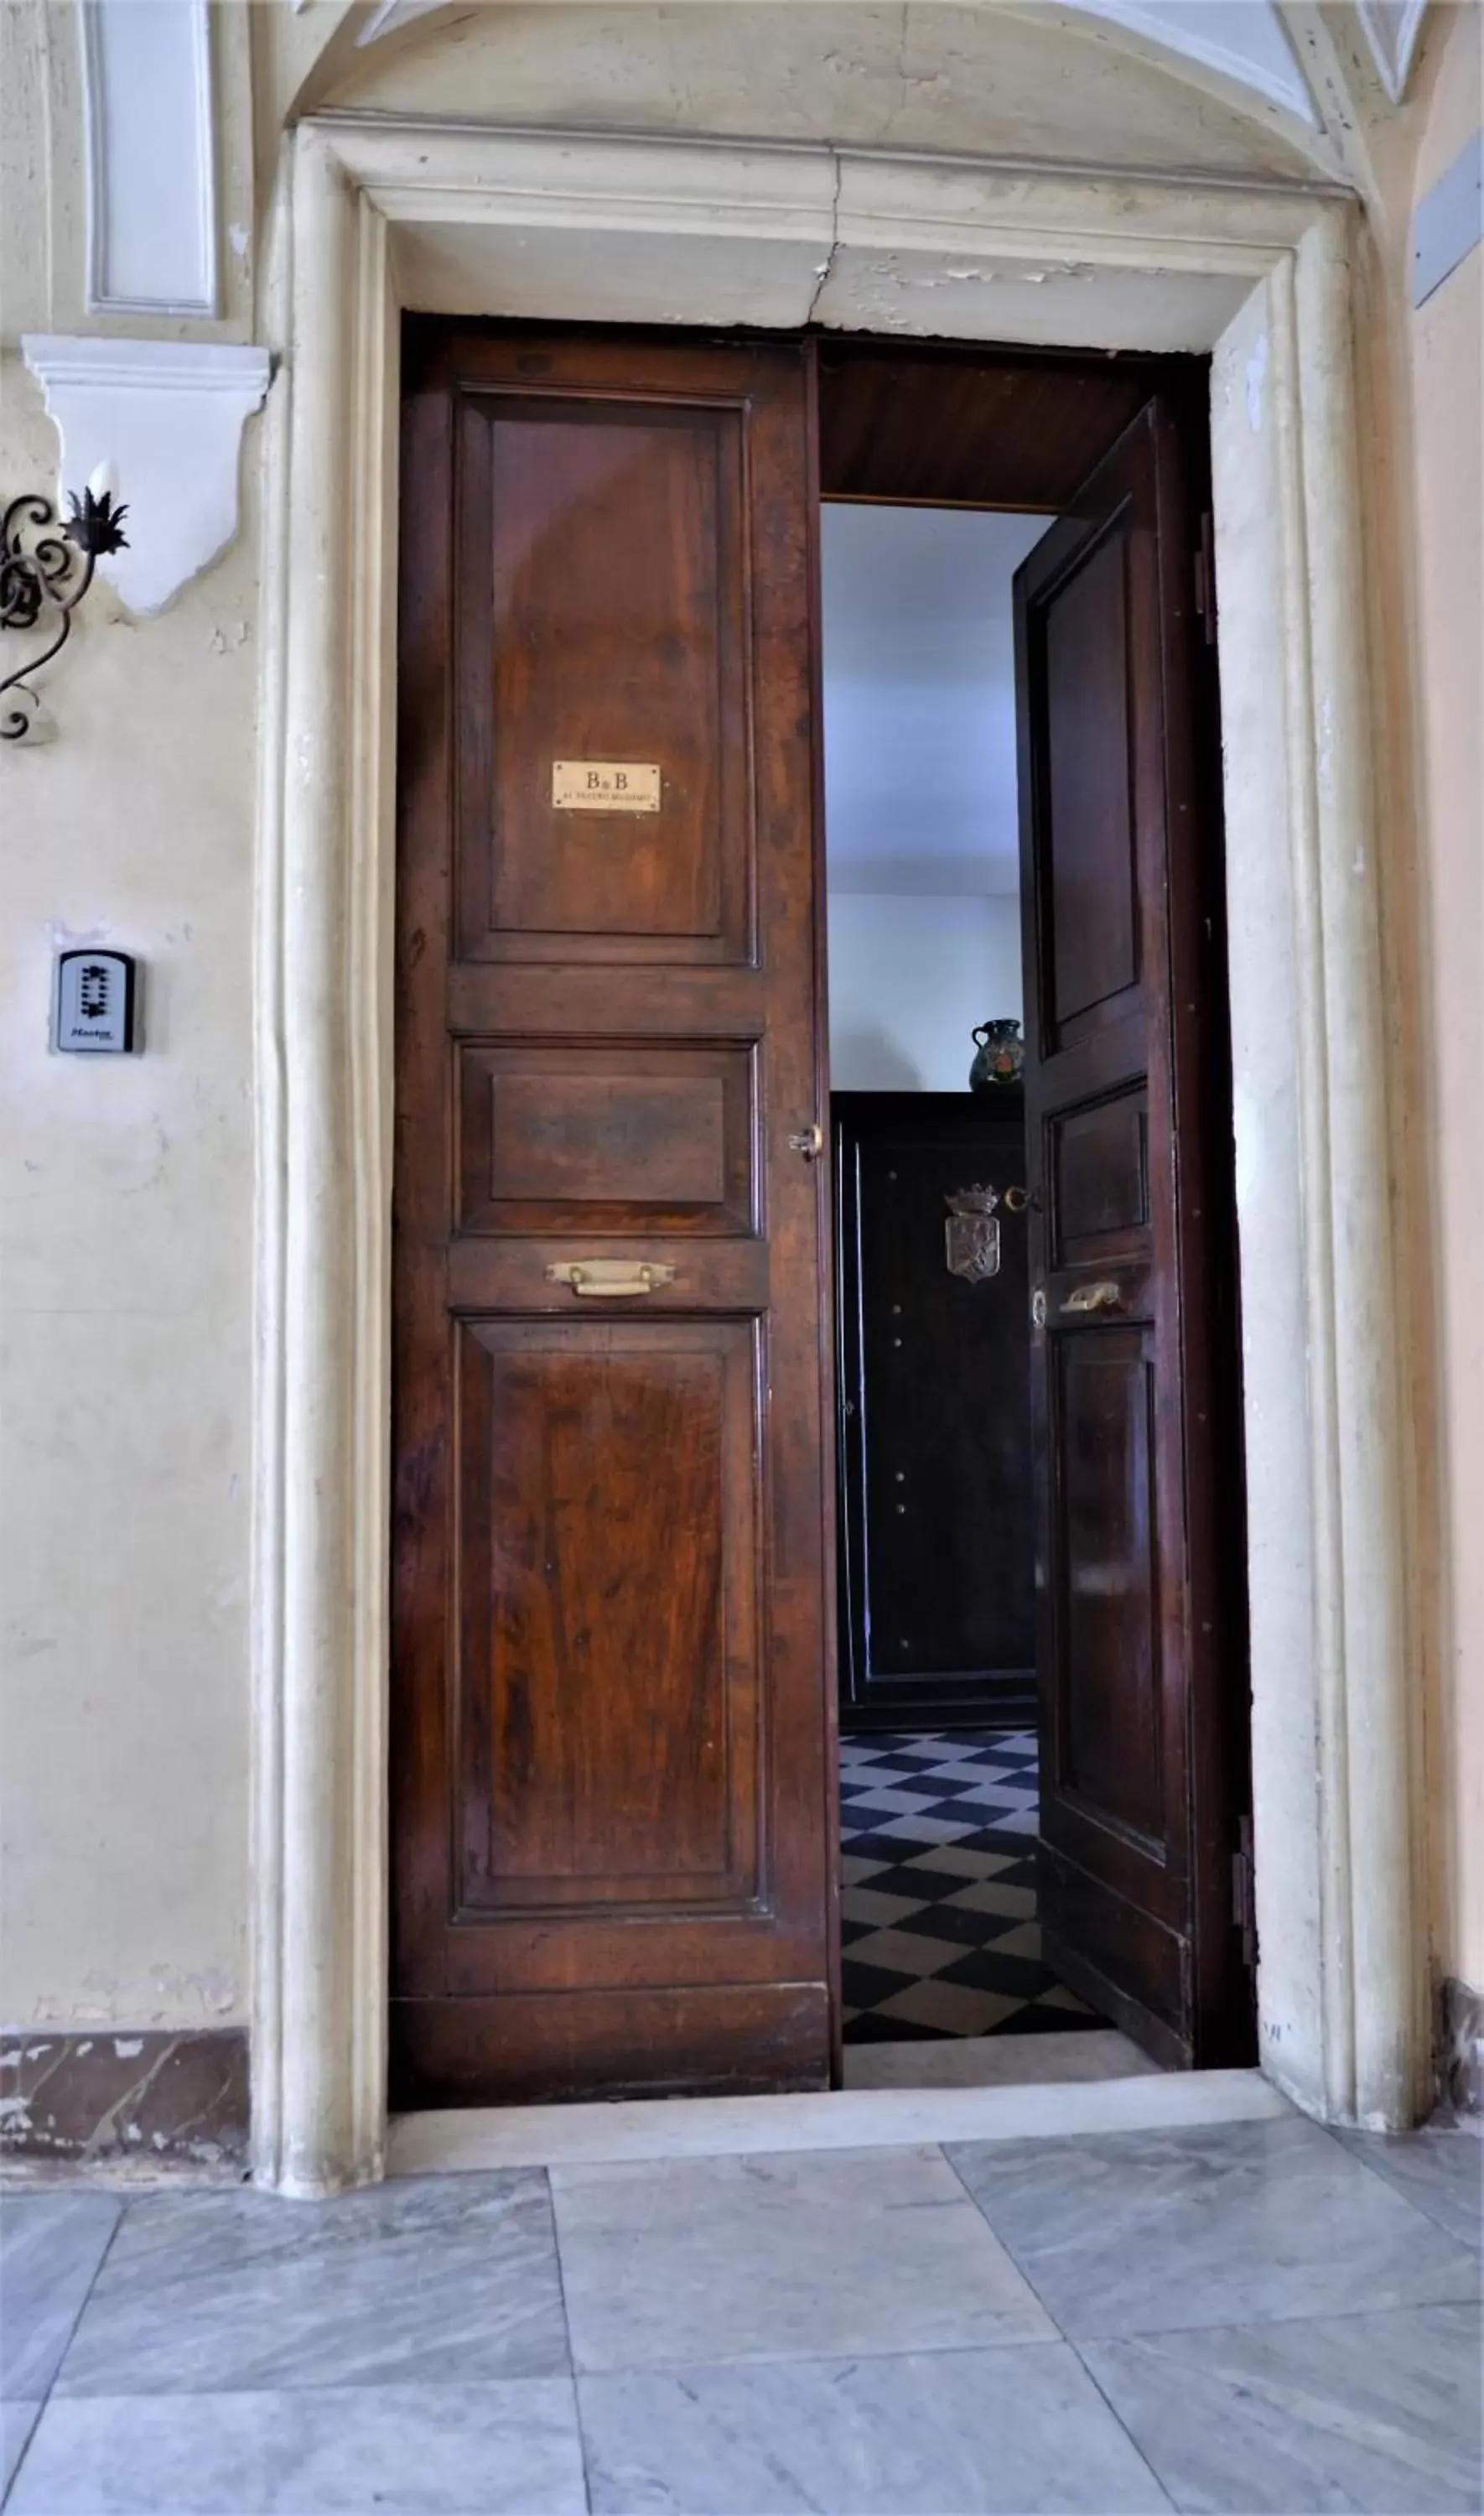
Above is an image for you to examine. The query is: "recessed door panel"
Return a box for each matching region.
[455,1318,760,1913]
[1040,525,1139,1037]
[1054,1331,1162,1843]
[455,397,753,963]
[1051,1087,1150,1266]
[457,1041,756,1236]
[392,326,831,2108]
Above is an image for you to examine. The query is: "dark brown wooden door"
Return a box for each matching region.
[1014,398,1252,2069]
[833,1092,1035,1730]
[392,325,834,2108]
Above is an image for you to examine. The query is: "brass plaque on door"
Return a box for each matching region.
[552,761,662,813]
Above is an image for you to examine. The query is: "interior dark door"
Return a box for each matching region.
[1014,397,1252,2068]
[834,1091,1035,1730]
[392,325,834,2108]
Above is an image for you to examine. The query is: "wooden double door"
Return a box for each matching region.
[391,322,1253,2107]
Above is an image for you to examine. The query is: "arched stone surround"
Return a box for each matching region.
[251,115,1424,2194]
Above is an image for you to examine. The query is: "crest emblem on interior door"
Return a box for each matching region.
[944,1185,1001,1283]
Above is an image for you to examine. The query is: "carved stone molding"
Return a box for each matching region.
[20,335,270,615]
[80,0,218,317]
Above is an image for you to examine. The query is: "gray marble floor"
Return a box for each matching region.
[2,2117,1479,2513]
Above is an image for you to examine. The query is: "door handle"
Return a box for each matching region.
[544,1260,677,1297]
[1061,1278,1124,1314]
[787,1122,825,1159]
[1002,1185,1038,1214]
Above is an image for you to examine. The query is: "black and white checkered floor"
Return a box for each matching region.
[840,1728,1097,2042]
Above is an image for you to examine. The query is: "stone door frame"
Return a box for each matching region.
[252,117,1421,2193]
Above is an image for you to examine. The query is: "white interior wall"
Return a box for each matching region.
[0,358,256,2032]
[828,894,1024,1092]
[822,504,1040,1093]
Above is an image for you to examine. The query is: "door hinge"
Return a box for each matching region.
[1232,1813,1258,1972]
[1194,512,1218,647]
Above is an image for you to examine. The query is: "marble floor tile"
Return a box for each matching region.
[943,1878,1039,1920]
[2,2400,41,2498]
[947,2116,1481,2338]
[8,2380,588,2514]
[868,1814,980,1844]
[579,2345,1172,2513]
[838,1887,926,1929]
[838,1924,961,1979]
[840,1786,943,1817]
[55,2171,569,2396]
[1332,2124,1484,2251]
[0,2191,122,2397]
[1081,2300,1483,2513]
[550,2144,1055,2373]
[872,1979,1026,2036]
[903,1844,1018,1881]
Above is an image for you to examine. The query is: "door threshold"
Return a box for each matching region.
[840,2027,1157,2090]
[387,2059,1286,2178]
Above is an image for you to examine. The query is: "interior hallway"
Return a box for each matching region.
[840,1729,1097,2041]
[4,2113,1479,2512]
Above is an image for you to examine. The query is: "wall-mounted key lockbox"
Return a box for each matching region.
[54,949,140,1053]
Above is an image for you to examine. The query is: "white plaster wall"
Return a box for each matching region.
[828,894,1023,1092]
[2,0,1472,2082]
[0,355,257,2028]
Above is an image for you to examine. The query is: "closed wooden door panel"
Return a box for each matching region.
[1016,396,1251,2068]
[392,325,833,2108]
[834,1094,1035,1728]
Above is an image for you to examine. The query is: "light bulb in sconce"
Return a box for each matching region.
[86,460,120,503]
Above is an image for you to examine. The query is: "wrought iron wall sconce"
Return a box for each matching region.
[1,463,128,741]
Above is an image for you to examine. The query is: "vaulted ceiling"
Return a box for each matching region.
[305,0,1430,160]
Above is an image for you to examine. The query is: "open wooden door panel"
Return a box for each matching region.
[1014,396,1254,2069]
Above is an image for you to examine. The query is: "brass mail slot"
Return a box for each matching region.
[545,1259,677,1297]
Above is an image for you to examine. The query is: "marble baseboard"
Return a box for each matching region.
[0,2030,247,2166]
[1438,1978,1484,2118]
